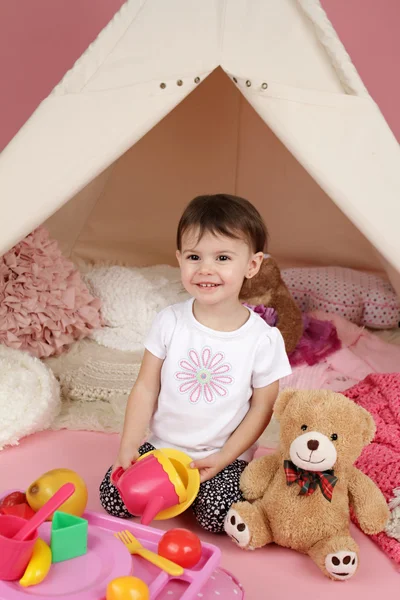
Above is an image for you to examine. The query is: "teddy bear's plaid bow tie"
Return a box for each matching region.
[284,460,338,502]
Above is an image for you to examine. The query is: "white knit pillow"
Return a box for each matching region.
[0,345,60,449]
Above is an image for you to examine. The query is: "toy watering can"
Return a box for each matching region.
[111,449,200,525]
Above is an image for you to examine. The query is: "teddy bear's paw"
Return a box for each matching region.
[325,550,358,580]
[224,509,253,549]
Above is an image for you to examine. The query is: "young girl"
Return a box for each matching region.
[99,194,292,533]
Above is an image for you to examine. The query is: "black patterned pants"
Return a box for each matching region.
[99,442,247,533]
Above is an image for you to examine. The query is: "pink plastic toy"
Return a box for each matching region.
[0,501,222,599]
[0,489,245,599]
[13,483,75,542]
[0,515,38,581]
[0,483,75,581]
[111,453,185,525]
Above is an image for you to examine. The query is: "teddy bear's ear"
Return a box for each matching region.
[274,388,297,421]
[358,405,376,446]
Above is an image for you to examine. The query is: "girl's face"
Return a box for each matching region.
[176,228,263,307]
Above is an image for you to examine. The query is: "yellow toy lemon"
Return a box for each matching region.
[26,468,88,519]
[106,576,150,600]
[19,539,52,587]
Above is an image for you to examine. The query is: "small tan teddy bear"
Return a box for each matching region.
[224,388,390,581]
[239,255,303,353]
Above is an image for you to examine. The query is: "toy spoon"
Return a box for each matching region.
[13,483,75,542]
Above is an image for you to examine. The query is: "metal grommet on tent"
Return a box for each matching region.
[194,77,200,84]
[160,82,166,89]
[246,80,251,87]
[233,77,238,83]
[261,82,268,90]
[177,79,183,86]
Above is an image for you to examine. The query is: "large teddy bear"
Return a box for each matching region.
[224,389,390,580]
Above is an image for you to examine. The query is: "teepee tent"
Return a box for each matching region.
[0,0,399,295]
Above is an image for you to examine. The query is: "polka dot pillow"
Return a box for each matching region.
[281,266,400,329]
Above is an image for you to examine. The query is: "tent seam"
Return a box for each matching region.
[52,0,148,95]
[296,0,369,97]
[217,0,228,65]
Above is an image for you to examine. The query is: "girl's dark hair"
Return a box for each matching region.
[176,194,268,253]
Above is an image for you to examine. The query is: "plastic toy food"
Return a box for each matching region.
[0,492,26,509]
[158,528,202,569]
[14,484,75,543]
[0,503,36,519]
[26,469,88,518]
[106,576,150,600]
[0,499,225,596]
[19,538,52,587]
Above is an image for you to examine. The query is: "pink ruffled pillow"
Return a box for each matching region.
[282,266,400,329]
[0,227,102,358]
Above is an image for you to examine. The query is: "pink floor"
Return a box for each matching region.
[0,430,398,599]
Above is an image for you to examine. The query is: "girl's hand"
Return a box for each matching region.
[112,447,140,474]
[190,452,226,483]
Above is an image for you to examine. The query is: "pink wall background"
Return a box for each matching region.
[0,0,125,152]
[0,0,399,152]
[322,0,400,141]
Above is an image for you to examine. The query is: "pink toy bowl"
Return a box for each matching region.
[111,449,187,525]
[0,515,39,581]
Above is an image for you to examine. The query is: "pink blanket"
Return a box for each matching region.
[343,374,400,567]
[281,311,400,392]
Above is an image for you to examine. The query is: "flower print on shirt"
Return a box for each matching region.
[175,346,234,404]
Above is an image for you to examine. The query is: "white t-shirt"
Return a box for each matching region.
[144,298,292,461]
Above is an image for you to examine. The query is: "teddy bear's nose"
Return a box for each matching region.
[307,440,319,451]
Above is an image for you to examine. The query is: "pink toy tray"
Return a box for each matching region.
[0,490,243,600]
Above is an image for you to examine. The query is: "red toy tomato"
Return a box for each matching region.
[158,528,202,569]
[0,502,36,519]
[0,491,26,509]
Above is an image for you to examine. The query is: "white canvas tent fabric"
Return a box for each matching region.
[0,0,399,295]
